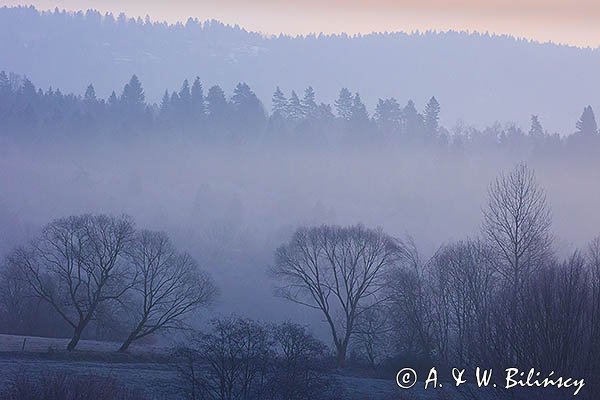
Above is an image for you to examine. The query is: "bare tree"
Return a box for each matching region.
[587,237,600,398]
[271,322,331,400]
[516,253,589,372]
[385,239,435,363]
[270,224,400,367]
[175,319,332,400]
[352,304,389,368]
[429,240,496,365]
[119,230,217,352]
[482,163,552,296]
[10,214,135,350]
[0,258,31,333]
[186,317,274,400]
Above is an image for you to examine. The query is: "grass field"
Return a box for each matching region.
[0,334,468,400]
[0,333,167,354]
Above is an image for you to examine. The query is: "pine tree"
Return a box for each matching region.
[374,98,401,133]
[160,90,171,113]
[178,79,191,111]
[121,75,145,113]
[529,115,544,137]
[316,103,334,122]
[107,91,118,109]
[206,85,229,129]
[350,93,369,124]
[424,96,440,136]
[191,77,205,120]
[170,92,180,107]
[287,91,303,123]
[576,106,598,135]
[403,100,425,136]
[271,87,287,119]
[0,71,10,96]
[84,84,96,103]
[301,86,317,119]
[231,82,265,134]
[20,78,37,101]
[334,88,353,121]
[158,90,172,127]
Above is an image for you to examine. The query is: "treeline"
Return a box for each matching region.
[1,71,600,153]
[271,164,600,398]
[3,5,598,135]
[0,163,599,398]
[0,215,217,351]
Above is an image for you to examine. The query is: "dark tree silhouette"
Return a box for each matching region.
[271,86,288,119]
[10,214,135,350]
[424,96,440,137]
[206,85,229,132]
[529,115,544,137]
[482,163,552,294]
[334,88,353,121]
[230,82,266,136]
[576,105,598,136]
[119,230,217,352]
[121,75,145,113]
[403,100,424,138]
[287,90,303,123]
[271,224,401,367]
[301,86,318,120]
[374,98,402,135]
[190,77,206,122]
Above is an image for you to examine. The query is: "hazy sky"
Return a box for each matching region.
[2,0,599,48]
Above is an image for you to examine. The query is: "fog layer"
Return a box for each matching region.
[1,141,598,333]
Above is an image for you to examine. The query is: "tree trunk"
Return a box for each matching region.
[119,319,147,352]
[118,333,136,352]
[66,324,84,351]
[335,343,347,368]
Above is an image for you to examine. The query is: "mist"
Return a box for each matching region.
[1,5,600,399]
[2,139,598,336]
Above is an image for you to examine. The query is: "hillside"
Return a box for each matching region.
[0,6,599,134]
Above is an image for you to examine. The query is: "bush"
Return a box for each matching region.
[175,318,336,400]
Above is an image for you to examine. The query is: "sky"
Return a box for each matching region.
[1,0,599,48]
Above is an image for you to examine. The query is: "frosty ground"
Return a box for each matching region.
[0,334,420,400]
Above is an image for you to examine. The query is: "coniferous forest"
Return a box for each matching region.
[2,70,600,154]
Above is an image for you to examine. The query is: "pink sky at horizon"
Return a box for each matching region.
[1,0,599,48]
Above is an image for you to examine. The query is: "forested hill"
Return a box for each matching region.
[0,5,599,133]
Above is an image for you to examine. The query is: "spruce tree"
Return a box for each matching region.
[159,90,171,124]
[107,91,118,109]
[334,88,353,121]
[0,71,10,96]
[301,86,318,119]
[271,86,287,119]
[350,93,369,124]
[374,98,401,133]
[84,84,96,103]
[191,77,205,120]
[160,90,171,114]
[179,79,192,108]
[206,85,229,132]
[529,115,544,137]
[231,82,265,134]
[424,96,440,136]
[287,91,303,123]
[576,106,598,135]
[403,100,425,137]
[121,75,145,113]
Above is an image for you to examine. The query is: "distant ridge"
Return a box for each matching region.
[1,5,598,133]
